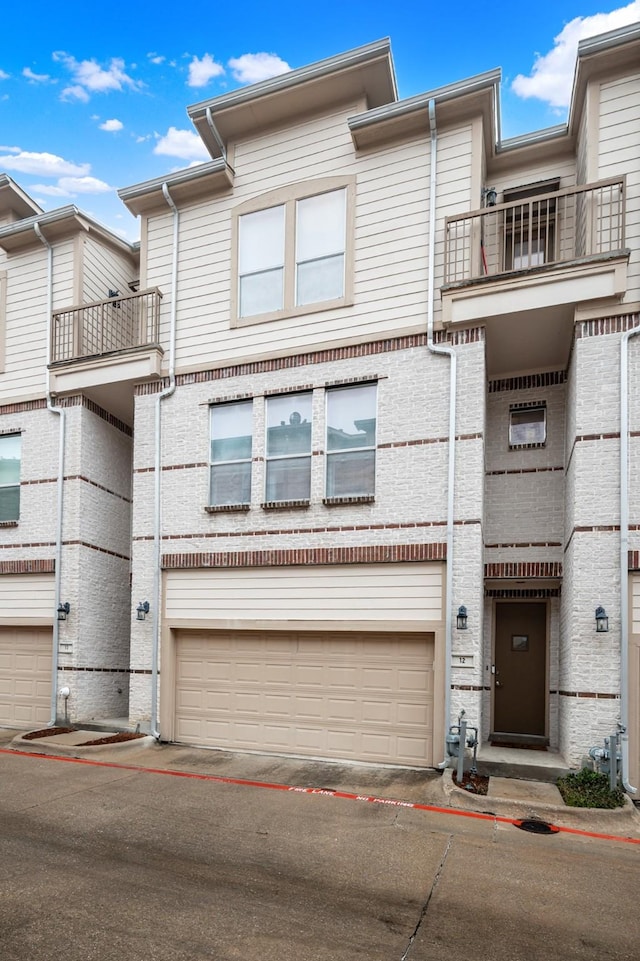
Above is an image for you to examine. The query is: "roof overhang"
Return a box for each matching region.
[118,158,234,216]
[0,174,43,222]
[187,39,397,159]
[569,21,640,136]
[0,205,137,255]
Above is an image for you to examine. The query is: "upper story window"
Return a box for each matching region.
[232,178,354,326]
[509,404,546,448]
[0,433,21,522]
[265,392,313,503]
[326,384,377,499]
[210,401,253,507]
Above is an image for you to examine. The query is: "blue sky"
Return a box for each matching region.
[1,0,638,240]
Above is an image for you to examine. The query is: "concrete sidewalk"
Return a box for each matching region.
[4,727,639,837]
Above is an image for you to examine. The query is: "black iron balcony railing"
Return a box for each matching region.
[444,177,625,285]
[51,287,162,364]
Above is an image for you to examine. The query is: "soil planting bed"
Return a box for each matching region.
[78,732,147,746]
[22,727,75,740]
[452,771,490,795]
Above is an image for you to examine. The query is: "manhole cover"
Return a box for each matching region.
[514,819,559,835]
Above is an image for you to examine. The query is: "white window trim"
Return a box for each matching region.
[230,176,356,328]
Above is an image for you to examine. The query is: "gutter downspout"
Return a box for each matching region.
[619,325,639,793]
[35,222,66,727]
[205,107,227,163]
[425,100,457,767]
[149,183,178,740]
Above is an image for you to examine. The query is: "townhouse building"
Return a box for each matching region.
[0,23,639,788]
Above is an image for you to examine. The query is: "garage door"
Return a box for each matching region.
[0,627,52,728]
[175,630,434,767]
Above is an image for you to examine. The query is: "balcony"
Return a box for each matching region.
[442,178,628,328]
[48,288,164,424]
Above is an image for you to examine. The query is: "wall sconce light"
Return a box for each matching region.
[456,605,468,630]
[136,601,150,621]
[595,606,609,633]
[57,601,70,621]
[483,186,497,207]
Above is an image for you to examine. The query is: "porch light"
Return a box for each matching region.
[595,606,609,633]
[57,601,70,621]
[456,606,468,630]
[483,186,497,207]
[136,601,150,621]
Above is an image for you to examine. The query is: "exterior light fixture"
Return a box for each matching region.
[136,601,150,621]
[456,606,468,630]
[483,187,497,207]
[595,606,609,633]
[57,601,70,621]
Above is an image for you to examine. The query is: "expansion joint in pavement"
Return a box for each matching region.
[400,834,453,960]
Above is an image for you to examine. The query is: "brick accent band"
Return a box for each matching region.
[0,398,48,416]
[558,690,619,699]
[0,559,55,574]
[162,542,447,570]
[485,588,561,598]
[484,562,562,579]
[58,666,152,675]
[488,370,566,393]
[576,314,640,338]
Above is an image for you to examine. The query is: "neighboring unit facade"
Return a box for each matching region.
[0,24,639,787]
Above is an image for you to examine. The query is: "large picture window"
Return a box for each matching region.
[235,181,351,323]
[209,401,253,507]
[326,384,376,498]
[0,433,21,521]
[265,392,312,503]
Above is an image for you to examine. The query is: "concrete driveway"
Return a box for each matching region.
[0,733,639,960]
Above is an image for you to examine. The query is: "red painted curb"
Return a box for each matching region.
[2,747,639,846]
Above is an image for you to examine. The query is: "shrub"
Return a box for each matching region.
[557,767,626,809]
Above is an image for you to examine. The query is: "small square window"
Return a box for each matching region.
[509,406,546,448]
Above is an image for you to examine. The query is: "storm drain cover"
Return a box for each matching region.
[514,819,559,835]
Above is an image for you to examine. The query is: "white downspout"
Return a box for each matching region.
[425,100,457,766]
[619,325,638,793]
[149,183,178,740]
[34,222,66,727]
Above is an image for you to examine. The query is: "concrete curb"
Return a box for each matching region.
[10,732,155,758]
[440,769,640,832]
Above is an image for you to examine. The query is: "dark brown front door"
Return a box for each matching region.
[493,602,546,737]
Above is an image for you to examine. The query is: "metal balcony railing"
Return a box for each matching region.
[51,287,162,364]
[444,178,626,285]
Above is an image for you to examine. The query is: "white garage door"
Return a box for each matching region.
[175,630,434,767]
[0,627,52,728]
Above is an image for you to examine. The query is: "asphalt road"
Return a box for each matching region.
[0,748,638,961]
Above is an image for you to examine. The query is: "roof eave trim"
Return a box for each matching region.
[118,158,230,205]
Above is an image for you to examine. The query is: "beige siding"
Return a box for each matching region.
[433,122,475,324]
[164,563,443,627]
[81,236,136,305]
[599,73,640,304]
[0,574,55,624]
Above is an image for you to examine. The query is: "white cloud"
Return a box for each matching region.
[154,127,209,161]
[512,2,640,108]
[23,67,52,83]
[31,176,111,198]
[187,53,225,88]
[99,118,124,132]
[0,69,10,80]
[148,53,165,65]
[53,51,142,101]
[30,184,69,197]
[227,52,291,84]
[0,150,90,177]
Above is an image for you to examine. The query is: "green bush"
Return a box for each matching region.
[557,767,626,809]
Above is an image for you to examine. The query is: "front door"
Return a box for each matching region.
[493,602,546,738]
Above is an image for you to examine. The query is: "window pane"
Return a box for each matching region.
[296,190,346,261]
[239,206,285,273]
[0,486,19,521]
[327,384,376,452]
[240,267,283,317]
[296,254,344,306]
[327,450,375,497]
[266,394,312,456]
[210,463,251,506]
[211,402,253,462]
[509,408,546,446]
[0,434,21,486]
[266,457,311,502]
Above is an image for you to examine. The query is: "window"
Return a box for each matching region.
[509,405,546,448]
[503,181,559,271]
[234,179,352,324]
[326,384,376,498]
[0,433,21,521]
[209,401,253,507]
[265,393,312,503]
